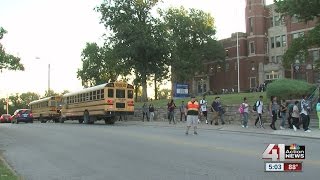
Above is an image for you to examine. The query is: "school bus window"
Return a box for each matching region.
[108,89,114,98]
[89,92,92,101]
[128,90,133,99]
[116,89,125,98]
[101,89,105,99]
[97,90,101,99]
[85,93,89,101]
[93,91,97,100]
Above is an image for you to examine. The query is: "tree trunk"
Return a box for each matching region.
[141,76,148,102]
[154,75,158,100]
[134,85,138,102]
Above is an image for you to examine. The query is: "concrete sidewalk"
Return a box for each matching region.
[118,120,320,139]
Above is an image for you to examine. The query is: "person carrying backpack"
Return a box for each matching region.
[279,99,288,130]
[292,101,300,131]
[287,102,294,129]
[241,97,249,128]
[254,95,264,128]
[316,98,320,129]
[297,95,311,132]
[269,96,279,130]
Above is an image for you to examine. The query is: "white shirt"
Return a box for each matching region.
[292,105,300,118]
[243,103,249,113]
[200,99,207,112]
[256,100,263,114]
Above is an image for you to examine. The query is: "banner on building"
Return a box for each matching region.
[173,83,189,98]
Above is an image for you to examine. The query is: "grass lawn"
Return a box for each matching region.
[0,157,18,180]
[136,92,267,108]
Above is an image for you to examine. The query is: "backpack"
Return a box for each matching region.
[316,103,320,112]
[288,103,294,115]
[238,104,244,114]
[253,101,260,111]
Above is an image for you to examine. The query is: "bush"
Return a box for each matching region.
[266,78,316,100]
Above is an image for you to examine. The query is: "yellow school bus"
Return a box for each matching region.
[29,96,62,123]
[60,81,134,124]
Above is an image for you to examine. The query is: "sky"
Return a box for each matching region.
[0,0,273,98]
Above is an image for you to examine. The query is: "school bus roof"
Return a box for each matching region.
[63,83,108,98]
[29,96,59,105]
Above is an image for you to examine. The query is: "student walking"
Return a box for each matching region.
[142,103,149,122]
[185,96,200,135]
[298,95,311,132]
[211,97,224,125]
[292,101,300,131]
[279,99,288,130]
[241,97,249,128]
[316,98,320,129]
[167,99,176,124]
[200,96,208,124]
[254,95,264,128]
[149,104,155,122]
[179,101,187,121]
[269,96,279,130]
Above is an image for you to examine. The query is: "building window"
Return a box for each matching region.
[271,56,275,63]
[271,37,275,48]
[291,14,300,23]
[249,0,252,10]
[249,18,254,33]
[250,77,256,88]
[276,55,283,64]
[312,50,320,61]
[312,50,320,69]
[282,35,287,47]
[249,42,255,54]
[275,36,281,47]
[270,17,274,27]
[274,15,280,26]
[293,32,304,39]
[225,63,230,71]
[265,72,280,80]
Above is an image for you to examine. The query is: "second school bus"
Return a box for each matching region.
[29,96,62,123]
[60,81,134,124]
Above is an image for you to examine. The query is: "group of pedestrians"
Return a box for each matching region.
[141,94,317,135]
[142,103,155,122]
[239,95,313,132]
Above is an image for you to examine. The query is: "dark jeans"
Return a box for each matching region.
[287,113,293,129]
[169,111,176,124]
[180,112,186,121]
[292,117,300,128]
[255,113,263,127]
[143,112,149,121]
[298,114,310,131]
[270,110,277,129]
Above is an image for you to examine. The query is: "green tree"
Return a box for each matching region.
[44,90,58,97]
[157,88,171,100]
[20,92,40,106]
[77,42,123,87]
[61,90,70,95]
[96,0,171,102]
[266,78,316,100]
[161,7,225,83]
[0,27,24,71]
[274,0,320,68]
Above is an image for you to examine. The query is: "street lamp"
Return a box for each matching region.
[236,32,240,93]
[35,57,50,94]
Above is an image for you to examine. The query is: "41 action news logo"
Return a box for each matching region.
[262,144,305,161]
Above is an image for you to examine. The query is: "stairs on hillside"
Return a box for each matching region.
[309,112,319,128]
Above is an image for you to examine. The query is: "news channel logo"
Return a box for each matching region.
[262,144,305,172]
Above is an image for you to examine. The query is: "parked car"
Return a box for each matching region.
[0,114,12,123]
[11,109,33,124]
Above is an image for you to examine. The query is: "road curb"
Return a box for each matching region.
[123,122,320,140]
[0,150,24,180]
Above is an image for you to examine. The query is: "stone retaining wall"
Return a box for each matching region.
[128,106,272,124]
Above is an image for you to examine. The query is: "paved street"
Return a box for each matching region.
[0,121,320,180]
